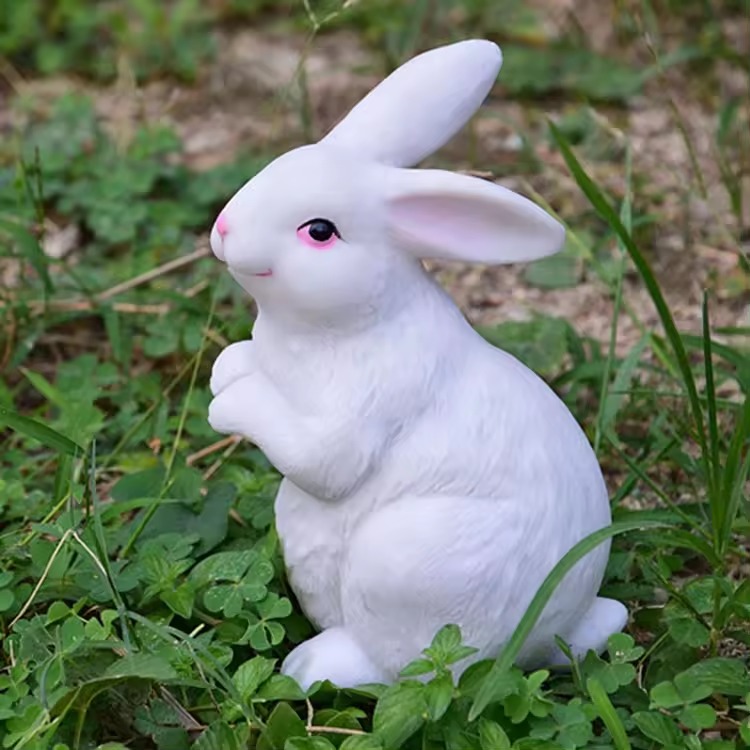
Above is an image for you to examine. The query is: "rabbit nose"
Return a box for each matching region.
[210,213,228,261]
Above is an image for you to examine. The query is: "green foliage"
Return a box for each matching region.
[0,0,214,81]
[477,317,577,378]
[2,94,263,260]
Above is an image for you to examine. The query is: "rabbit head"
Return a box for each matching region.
[209,40,564,325]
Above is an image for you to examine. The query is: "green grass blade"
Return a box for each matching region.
[20,367,66,407]
[718,394,750,555]
[0,404,83,456]
[587,677,632,750]
[548,122,709,474]
[702,293,722,547]
[594,144,632,455]
[599,334,650,449]
[469,517,671,720]
[84,440,133,652]
[643,528,722,568]
[714,388,750,556]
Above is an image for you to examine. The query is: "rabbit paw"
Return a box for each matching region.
[208,370,272,438]
[207,371,310,482]
[210,340,256,396]
[281,628,388,690]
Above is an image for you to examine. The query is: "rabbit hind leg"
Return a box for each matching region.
[342,494,606,680]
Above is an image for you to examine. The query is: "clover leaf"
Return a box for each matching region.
[240,593,292,651]
[203,557,274,618]
[580,632,643,693]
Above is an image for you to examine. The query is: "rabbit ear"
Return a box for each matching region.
[385,168,565,264]
[320,40,502,167]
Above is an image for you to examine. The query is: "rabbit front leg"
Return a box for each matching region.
[208,370,312,478]
[210,340,256,396]
[208,374,382,499]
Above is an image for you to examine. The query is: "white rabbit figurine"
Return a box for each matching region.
[207,39,627,690]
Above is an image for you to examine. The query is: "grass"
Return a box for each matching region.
[1,1,749,748]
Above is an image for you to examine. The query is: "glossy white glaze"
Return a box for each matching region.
[206,39,627,689]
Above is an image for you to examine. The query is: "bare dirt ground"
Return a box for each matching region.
[5,2,749,356]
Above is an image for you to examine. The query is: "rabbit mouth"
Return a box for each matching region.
[229,266,274,280]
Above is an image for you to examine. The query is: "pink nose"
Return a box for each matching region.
[216,213,229,237]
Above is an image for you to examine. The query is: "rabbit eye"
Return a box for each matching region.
[297,218,341,249]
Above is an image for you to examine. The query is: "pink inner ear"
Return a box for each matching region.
[216,213,229,237]
[387,171,566,265]
[296,227,337,250]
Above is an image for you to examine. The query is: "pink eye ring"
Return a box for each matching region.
[297,218,341,249]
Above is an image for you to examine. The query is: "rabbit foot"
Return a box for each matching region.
[210,340,256,396]
[547,597,628,667]
[281,628,389,690]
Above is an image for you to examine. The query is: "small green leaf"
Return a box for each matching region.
[110,467,166,502]
[259,702,306,750]
[400,658,434,677]
[479,718,511,750]
[225,587,245,618]
[673,677,714,705]
[373,682,428,748]
[46,600,71,624]
[284,738,336,750]
[650,681,683,709]
[204,585,230,613]
[513,739,566,750]
[678,703,716,731]
[667,613,711,647]
[234,656,277,701]
[676,658,750,697]
[632,711,682,745]
[190,549,257,586]
[257,593,293,620]
[424,672,453,722]
[160,582,194,618]
[60,616,85,651]
[340,736,384,750]
[255,675,307,702]
[607,633,644,662]
[0,589,14,612]
[195,720,246,750]
[427,624,462,657]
